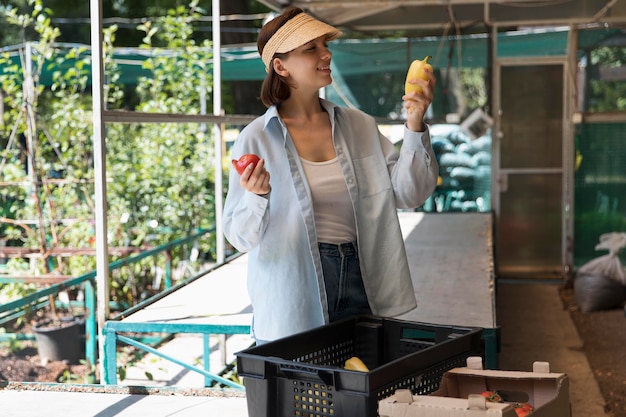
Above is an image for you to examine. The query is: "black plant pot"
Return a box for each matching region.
[33,316,83,364]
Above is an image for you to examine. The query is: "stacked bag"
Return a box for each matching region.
[574,232,626,312]
[430,125,492,212]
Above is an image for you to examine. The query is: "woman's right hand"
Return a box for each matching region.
[240,158,271,196]
[403,68,436,132]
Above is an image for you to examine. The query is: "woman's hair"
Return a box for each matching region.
[257,7,303,108]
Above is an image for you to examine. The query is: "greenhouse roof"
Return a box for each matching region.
[259,0,626,37]
[1,27,581,88]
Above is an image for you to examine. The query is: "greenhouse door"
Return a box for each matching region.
[495,59,568,279]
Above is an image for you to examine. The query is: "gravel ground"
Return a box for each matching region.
[559,285,626,417]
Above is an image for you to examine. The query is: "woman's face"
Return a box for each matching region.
[277,35,333,91]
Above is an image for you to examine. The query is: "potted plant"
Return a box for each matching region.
[32,291,84,365]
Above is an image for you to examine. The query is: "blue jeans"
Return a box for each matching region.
[319,242,372,322]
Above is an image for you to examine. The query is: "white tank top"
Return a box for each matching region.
[301,157,357,244]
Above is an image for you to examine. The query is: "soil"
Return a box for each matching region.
[0,311,95,385]
[1,286,625,416]
[559,284,626,417]
[0,341,92,384]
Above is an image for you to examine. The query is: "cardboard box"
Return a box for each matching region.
[379,359,571,417]
[379,391,519,416]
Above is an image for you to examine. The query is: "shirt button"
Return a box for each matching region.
[347,178,354,184]
[336,147,343,154]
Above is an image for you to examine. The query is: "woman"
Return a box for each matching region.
[223,7,438,343]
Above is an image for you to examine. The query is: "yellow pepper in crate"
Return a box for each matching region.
[344,356,370,372]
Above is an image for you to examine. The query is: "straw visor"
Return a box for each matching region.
[261,12,342,69]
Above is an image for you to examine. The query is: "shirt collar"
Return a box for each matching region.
[263,105,281,129]
[263,98,338,130]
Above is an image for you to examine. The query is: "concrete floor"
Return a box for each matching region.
[496,281,608,416]
[0,386,249,417]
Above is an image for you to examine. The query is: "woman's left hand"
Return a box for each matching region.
[403,68,437,132]
[240,158,271,196]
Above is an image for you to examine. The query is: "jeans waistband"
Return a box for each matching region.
[318,241,358,257]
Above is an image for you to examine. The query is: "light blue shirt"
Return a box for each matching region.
[223,99,438,341]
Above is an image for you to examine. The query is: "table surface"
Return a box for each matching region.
[397,211,496,328]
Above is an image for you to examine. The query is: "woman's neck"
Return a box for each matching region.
[279,93,324,122]
[278,95,334,162]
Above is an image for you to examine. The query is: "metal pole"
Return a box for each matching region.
[89,0,110,380]
[213,0,225,263]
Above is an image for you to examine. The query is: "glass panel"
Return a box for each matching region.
[498,173,562,271]
[497,63,564,277]
[500,65,563,169]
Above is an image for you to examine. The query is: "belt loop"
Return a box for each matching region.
[337,242,357,257]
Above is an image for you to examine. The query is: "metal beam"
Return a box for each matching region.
[89,0,109,380]
[102,110,255,125]
[213,0,226,264]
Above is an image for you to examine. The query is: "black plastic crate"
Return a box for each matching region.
[236,315,484,417]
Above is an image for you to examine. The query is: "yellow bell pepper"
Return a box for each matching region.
[344,356,370,372]
[404,55,432,95]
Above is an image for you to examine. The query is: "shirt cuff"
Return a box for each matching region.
[244,190,269,214]
[402,124,430,151]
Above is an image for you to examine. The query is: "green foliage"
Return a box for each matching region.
[458,68,488,115]
[0,280,37,300]
[105,0,216,255]
[0,1,218,306]
[589,79,626,112]
[588,45,626,112]
[0,331,26,354]
[591,45,626,67]
[59,359,98,384]
[118,365,126,381]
